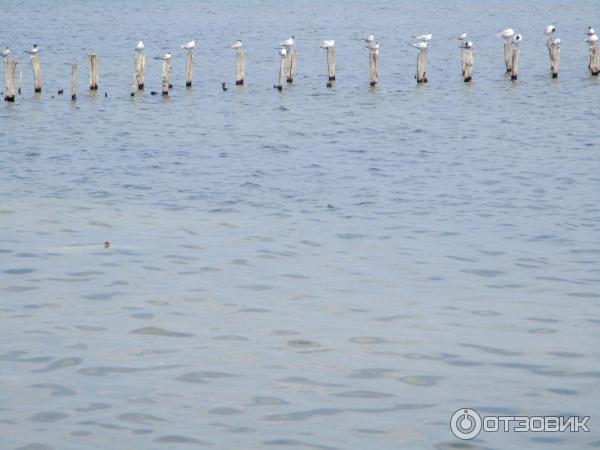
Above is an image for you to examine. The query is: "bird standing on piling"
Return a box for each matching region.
[26,44,39,55]
[230,40,242,49]
[460,40,474,49]
[587,27,596,36]
[280,36,295,48]
[135,38,144,52]
[512,34,523,47]
[279,47,287,58]
[181,40,197,51]
[410,41,428,50]
[413,33,432,42]
[362,34,375,44]
[497,28,515,41]
[586,34,599,44]
[544,25,556,35]
[320,40,335,49]
[451,33,467,42]
[154,53,172,61]
[2,47,9,57]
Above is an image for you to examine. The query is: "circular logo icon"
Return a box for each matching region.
[450,408,482,440]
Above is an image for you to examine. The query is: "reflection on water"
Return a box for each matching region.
[1,0,599,449]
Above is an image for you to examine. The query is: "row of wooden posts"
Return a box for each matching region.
[3,43,600,102]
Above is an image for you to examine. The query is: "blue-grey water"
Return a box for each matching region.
[1,0,599,449]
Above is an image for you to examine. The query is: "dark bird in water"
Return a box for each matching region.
[222,82,228,91]
[104,92,108,97]
[57,89,63,95]
[104,241,110,248]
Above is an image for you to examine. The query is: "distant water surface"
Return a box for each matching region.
[1,0,599,449]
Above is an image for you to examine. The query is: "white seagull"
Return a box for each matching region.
[550,38,561,48]
[587,27,596,36]
[230,40,242,49]
[512,34,523,46]
[497,28,515,40]
[460,40,474,49]
[154,52,172,61]
[181,40,197,50]
[319,39,335,48]
[413,33,432,42]
[362,34,375,43]
[26,44,39,55]
[585,34,599,44]
[279,47,287,58]
[544,25,556,35]
[280,36,295,48]
[452,33,467,41]
[2,47,9,57]
[135,38,144,52]
[410,41,428,50]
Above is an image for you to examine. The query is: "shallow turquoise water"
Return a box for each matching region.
[1,1,599,449]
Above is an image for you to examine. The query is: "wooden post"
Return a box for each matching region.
[326,46,335,87]
[18,66,23,95]
[31,54,42,93]
[417,48,428,83]
[463,49,474,82]
[369,49,378,86]
[161,60,172,95]
[135,51,145,90]
[185,50,194,87]
[88,53,99,90]
[71,64,77,101]
[590,45,600,76]
[546,39,559,78]
[4,58,16,102]
[511,47,520,80]
[286,48,296,83]
[277,53,286,91]
[460,47,466,77]
[236,49,245,85]
[503,41,512,73]
[130,70,137,97]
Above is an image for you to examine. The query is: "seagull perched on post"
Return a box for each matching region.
[451,33,467,41]
[460,40,474,49]
[587,27,596,36]
[550,38,561,48]
[497,28,515,41]
[230,40,242,49]
[319,40,335,48]
[409,41,428,50]
[280,36,295,48]
[362,34,375,44]
[135,38,144,52]
[1,47,9,57]
[180,40,197,51]
[512,34,523,47]
[26,44,39,55]
[413,33,432,42]
[585,34,599,44]
[279,47,287,58]
[154,52,172,61]
[544,25,556,35]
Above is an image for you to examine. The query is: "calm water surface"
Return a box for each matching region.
[1,1,599,449]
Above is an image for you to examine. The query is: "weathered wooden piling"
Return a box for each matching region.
[161,60,172,95]
[31,54,42,92]
[503,41,512,73]
[417,48,428,83]
[369,49,378,86]
[4,59,16,102]
[327,47,336,87]
[185,50,194,87]
[71,64,77,101]
[277,52,287,91]
[511,47,520,80]
[547,40,560,78]
[88,53,99,90]
[236,49,245,85]
[590,44,600,76]
[134,51,146,90]
[463,49,474,82]
[18,66,23,95]
[286,48,296,83]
